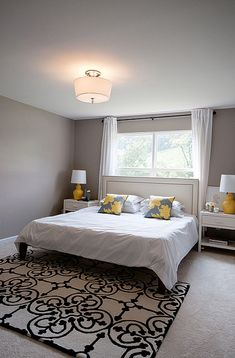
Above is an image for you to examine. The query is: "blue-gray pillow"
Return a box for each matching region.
[144,196,175,220]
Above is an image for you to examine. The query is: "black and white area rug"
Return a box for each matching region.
[0,249,189,357]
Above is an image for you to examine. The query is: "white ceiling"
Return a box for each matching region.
[0,0,235,120]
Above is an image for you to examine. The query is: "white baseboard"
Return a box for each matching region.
[0,235,17,241]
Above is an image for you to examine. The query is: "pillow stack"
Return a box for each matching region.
[99,193,185,219]
[99,194,144,215]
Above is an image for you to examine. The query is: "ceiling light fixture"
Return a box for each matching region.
[74,70,112,104]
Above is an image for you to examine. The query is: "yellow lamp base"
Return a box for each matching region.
[222,193,235,214]
[73,184,83,200]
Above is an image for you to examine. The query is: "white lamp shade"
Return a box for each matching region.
[74,76,112,103]
[219,174,235,193]
[71,170,86,184]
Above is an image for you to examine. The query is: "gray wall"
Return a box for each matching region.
[118,116,191,133]
[208,108,235,186]
[0,96,75,238]
[74,109,235,196]
[74,119,103,199]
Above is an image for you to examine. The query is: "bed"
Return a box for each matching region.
[15,176,199,291]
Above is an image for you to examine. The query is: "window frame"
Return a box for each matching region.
[116,129,193,178]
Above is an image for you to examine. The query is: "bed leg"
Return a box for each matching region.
[158,278,167,294]
[19,243,28,260]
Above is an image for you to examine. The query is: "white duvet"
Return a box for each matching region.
[15,206,198,290]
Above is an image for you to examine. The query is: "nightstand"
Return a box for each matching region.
[199,210,235,252]
[63,199,99,213]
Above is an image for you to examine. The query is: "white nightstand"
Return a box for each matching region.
[199,210,235,252]
[63,199,99,213]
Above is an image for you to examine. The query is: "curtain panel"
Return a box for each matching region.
[98,117,117,200]
[191,109,213,211]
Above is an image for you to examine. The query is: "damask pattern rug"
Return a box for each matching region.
[0,249,189,357]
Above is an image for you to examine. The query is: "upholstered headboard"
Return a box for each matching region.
[102,176,199,215]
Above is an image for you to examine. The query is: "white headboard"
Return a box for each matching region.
[102,176,199,215]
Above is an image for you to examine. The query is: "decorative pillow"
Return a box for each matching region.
[150,196,185,218]
[100,194,144,214]
[141,197,184,217]
[144,196,175,220]
[98,194,128,215]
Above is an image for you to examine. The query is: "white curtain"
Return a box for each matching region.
[191,108,213,211]
[98,116,117,200]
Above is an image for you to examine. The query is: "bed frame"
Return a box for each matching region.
[19,176,198,293]
[102,176,198,215]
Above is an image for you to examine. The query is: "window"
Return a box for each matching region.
[116,130,193,178]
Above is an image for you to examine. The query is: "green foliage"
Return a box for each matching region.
[157,132,192,169]
[117,135,152,168]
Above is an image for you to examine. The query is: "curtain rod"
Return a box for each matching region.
[102,111,216,123]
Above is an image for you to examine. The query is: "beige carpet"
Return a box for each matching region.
[0,238,235,358]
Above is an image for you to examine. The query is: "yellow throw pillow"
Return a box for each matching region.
[98,194,128,215]
[144,196,175,220]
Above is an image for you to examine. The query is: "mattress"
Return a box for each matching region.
[15,206,198,290]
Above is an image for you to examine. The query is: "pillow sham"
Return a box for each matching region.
[125,195,144,205]
[122,195,144,213]
[140,198,149,213]
[144,196,175,220]
[98,194,128,215]
[122,201,141,213]
[171,201,185,218]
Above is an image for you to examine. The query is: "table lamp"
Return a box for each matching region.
[219,174,235,214]
[71,170,86,200]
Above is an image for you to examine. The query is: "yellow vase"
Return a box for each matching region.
[222,193,235,214]
[73,184,83,200]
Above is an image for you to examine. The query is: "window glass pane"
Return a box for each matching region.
[156,132,192,174]
[156,169,193,178]
[116,130,193,178]
[117,134,153,172]
[117,168,153,176]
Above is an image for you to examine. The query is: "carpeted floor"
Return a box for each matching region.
[0,238,235,358]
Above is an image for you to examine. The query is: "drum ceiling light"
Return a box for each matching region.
[74,70,112,104]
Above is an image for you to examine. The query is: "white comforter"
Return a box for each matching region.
[15,206,198,289]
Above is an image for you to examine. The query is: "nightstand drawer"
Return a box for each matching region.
[65,202,85,211]
[202,215,235,229]
[63,199,99,213]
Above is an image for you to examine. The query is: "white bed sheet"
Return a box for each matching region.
[15,206,198,290]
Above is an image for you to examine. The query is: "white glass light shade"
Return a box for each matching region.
[74,76,112,103]
[219,174,235,193]
[71,170,86,184]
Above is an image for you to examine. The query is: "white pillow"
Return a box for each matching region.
[171,202,185,218]
[122,195,144,213]
[122,202,141,213]
[125,195,145,205]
